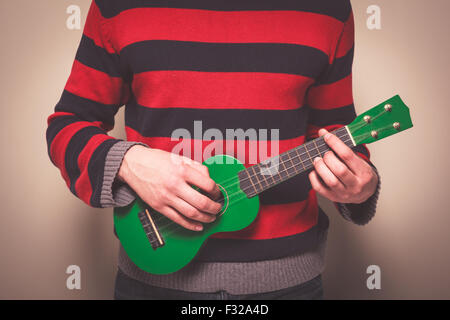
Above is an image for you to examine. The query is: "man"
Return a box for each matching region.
[47,0,379,300]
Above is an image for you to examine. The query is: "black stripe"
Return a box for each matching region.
[75,35,122,78]
[260,172,312,205]
[46,115,79,162]
[315,46,354,85]
[56,90,120,128]
[65,126,108,196]
[307,104,357,127]
[96,0,351,22]
[121,40,328,78]
[194,206,329,262]
[125,102,310,141]
[88,139,121,207]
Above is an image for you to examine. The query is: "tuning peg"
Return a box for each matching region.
[371,130,379,139]
[393,122,400,130]
[384,104,392,112]
[364,115,372,123]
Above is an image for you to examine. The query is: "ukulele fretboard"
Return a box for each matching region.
[238,127,354,198]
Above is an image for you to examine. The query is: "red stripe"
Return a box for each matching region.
[111,8,342,55]
[47,112,74,125]
[125,127,306,166]
[49,122,101,187]
[306,124,348,140]
[336,12,354,58]
[133,71,313,110]
[306,74,353,110]
[48,112,105,129]
[75,134,115,204]
[83,1,115,53]
[65,60,125,105]
[213,190,318,239]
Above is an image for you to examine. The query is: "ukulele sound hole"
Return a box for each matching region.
[216,184,229,217]
[197,184,228,217]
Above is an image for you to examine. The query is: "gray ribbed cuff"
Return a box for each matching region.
[100,140,148,208]
[336,166,381,226]
[117,230,328,295]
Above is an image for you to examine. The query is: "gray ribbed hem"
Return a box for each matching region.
[117,231,327,295]
[100,141,148,208]
[336,166,381,226]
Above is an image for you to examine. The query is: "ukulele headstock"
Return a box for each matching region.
[347,95,413,146]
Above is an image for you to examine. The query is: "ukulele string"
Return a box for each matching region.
[158,152,323,234]
[164,130,350,211]
[151,135,352,228]
[157,192,254,234]
[154,137,354,233]
[151,135,351,228]
[351,124,396,141]
[204,127,349,188]
[349,109,389,134]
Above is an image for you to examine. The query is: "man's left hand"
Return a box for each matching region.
[309,129,379,204]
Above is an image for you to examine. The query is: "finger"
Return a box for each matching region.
[309,170,338,202]
[158,205,204,232]
[313,156,345,191]
[177,182,222,214]
[320,129,363,175]
[169,195,217,223]
[193,164,222,200]
[183,164,221,200]
[322,151,358,187]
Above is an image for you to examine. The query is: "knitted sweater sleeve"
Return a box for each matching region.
[46,1,143,208]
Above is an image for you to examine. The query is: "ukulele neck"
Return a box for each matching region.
[238,126,355,198]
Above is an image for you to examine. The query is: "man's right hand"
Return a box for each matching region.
[118,146,222,231]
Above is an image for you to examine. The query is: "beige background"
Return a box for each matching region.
[0,0,449,299]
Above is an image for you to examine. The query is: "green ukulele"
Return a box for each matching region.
[114,95,413,275]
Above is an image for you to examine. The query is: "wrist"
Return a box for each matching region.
[118,144,147,183]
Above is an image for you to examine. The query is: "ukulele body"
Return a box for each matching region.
[113,154,260,275]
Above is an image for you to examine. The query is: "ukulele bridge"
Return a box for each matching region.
[138,209,165,250]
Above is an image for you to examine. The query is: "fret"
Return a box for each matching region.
[249,166,262,195]
[295,147,306,171]
[290,149,303,172]
[238,170,256,197]
[312,139,322,158]
[258,166,271,191]
[304,144,314,166]
[318,139,329,155]
[307,141,320,159]
[278,158,289,180]
[335,127,352,147]
[255,164,270,190]
[285,151,298,176]
[259,156,280,186]
[298,145,310,167]
[315,138,329,158]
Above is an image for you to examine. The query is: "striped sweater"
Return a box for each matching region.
[46,0,379,292]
